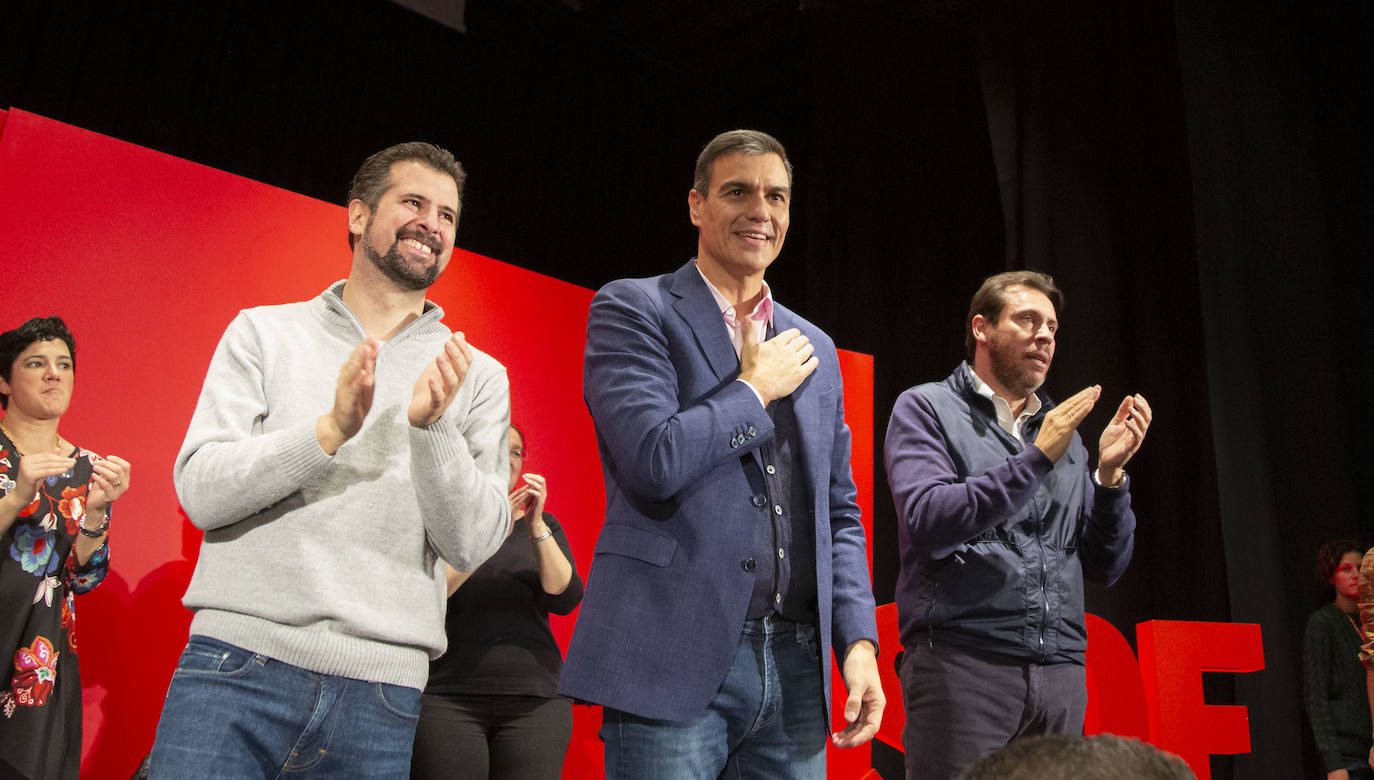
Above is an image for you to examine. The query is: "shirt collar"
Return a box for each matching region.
[966,363,1042,443]
[695,262,774,330]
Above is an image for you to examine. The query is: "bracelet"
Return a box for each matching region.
[79,503,111,538]
[530,529,553,543]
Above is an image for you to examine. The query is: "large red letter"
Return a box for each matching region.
[1083,613,1150,740]
[1136,621,1264,780]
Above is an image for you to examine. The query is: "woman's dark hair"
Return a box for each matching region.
[1315,539,1363,584]
[0,316,76,410]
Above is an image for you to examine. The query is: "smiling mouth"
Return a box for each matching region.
[400,238,434,256]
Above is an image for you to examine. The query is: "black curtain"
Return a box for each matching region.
[1174,2,1374,777]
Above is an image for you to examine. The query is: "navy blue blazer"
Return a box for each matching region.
[559,260,878,721]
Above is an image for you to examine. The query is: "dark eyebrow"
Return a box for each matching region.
[716,180,792,197]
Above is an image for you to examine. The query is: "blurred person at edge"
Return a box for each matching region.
[1358,545,1374,773]
[1302,540,1373,780]
[0,315,131,780]
[412,424,582,779]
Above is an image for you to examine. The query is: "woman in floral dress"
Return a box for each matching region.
[0,316,131,779]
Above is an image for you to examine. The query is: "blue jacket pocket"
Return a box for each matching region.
[595,523,677,567]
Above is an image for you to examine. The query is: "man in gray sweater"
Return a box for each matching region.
[149,143,511,779]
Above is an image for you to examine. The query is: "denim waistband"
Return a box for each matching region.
[741,614,817,638]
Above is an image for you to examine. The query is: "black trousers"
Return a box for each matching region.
[410,693,572,780]
[900,643,1087,780]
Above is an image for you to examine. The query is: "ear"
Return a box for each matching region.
[971,314,991,345]
[688,188,704,228]
[347,199,371,244]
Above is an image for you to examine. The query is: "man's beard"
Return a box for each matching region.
[363,225,442,291]
[987,332,1047,400]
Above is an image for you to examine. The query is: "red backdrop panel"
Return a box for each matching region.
[0,109,878,779]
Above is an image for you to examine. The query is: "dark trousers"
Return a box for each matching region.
[410,693,572,780]
[900,642,1087,780]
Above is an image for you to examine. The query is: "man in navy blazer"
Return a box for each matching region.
[559,130,883,777]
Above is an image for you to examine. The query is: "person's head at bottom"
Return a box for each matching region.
[958,733,1195,780]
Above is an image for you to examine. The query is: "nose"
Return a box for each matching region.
[744,191,771,221]
[414,204,443,237]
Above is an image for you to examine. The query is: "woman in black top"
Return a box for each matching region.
[1301,539,1373,780]
[412,425,583,779]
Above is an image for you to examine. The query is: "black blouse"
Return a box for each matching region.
[425,513,582,698]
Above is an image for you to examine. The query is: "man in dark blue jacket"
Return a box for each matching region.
[561,130,882,778]
[884,270,1151,780]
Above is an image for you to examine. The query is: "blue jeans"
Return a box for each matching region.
[149,635,422,779]
[601,616,828,779]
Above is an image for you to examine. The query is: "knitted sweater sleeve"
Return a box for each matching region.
[173,313,333,531]
[408,353,512,573]
[1302,608,1346,772]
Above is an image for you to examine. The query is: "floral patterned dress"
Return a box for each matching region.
[0,430,109,780]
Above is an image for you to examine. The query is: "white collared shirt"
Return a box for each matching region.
[966,364,1041,446]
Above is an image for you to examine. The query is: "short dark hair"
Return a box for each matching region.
[346,142,467,250]
[0,316,76,410]
[692,129,793,195]
[959,734,1195,780]
[1316,539,1363,584]
[965,270,1064,361]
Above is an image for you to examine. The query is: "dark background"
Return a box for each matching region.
[4,1,1370,776]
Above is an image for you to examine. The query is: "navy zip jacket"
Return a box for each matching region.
[884,363,1135,664]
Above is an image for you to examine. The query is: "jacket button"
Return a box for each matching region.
[730,436,740,449]
[747,425,758,436]
[751,494,767,507]
[742,558,757,572]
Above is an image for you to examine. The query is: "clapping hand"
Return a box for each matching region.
[409,332,473,428]
[1033,385,1100,462]
[87,455,131,513]
[1098,394,1151,487]
[9,452,75,505]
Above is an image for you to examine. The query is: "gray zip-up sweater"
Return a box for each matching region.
[173,281,511,689]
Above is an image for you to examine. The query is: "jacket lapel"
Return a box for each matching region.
[669,260,739,381]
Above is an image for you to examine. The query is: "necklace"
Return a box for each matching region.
[1344,610,1366,641]
[0,419,62,456]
